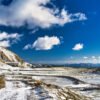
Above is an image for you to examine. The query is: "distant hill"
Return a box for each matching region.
[31,63,100,68]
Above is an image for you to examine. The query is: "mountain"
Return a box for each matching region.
[0,47,32,67]
[65,63,100,68]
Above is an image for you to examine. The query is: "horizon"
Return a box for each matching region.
[0,0,100,64]
[31,62,100,65]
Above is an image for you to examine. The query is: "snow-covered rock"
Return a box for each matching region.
[0,47,32,68]
[0,47,22,62]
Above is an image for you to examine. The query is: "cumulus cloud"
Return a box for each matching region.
[0,31,22,47]
[24,36,61,50]
[0,0,87,28]
[72,43,84,51]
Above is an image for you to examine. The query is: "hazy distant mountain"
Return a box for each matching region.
[66,63,100,68]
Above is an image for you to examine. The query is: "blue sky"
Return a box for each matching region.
[0,0,100,64]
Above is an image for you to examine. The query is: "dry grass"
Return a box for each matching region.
[34,80,42,87]
[0,75,5,89]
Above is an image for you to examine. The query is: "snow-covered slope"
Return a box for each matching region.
[0,47,31,67]
[0,47,23,62]
[0,61,13,70]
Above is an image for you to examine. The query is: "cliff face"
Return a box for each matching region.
[0,47,31,67]
[0,47,23,62]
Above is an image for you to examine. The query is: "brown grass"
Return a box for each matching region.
[34,80,42,87]
[0,75,5,89]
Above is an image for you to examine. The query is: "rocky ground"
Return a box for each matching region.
[0,66,100,100]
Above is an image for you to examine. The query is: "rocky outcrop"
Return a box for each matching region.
[0,47,32,67]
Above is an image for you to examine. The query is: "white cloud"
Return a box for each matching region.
[83,56,88,59]
[72,13,87,21]
[72,43,84,51]
[92,56,96,59]
[0,31,22,47]
[23,44,31,50]
[30,28,39,34]
[24,36,61,50]
[0,32,22,40]
[0,40,10,47]
[0,0,87,28]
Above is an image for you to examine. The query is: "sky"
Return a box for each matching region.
[0,0,100,64]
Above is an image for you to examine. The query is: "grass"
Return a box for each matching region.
[0,75,5,89]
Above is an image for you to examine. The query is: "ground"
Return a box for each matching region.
[0,66,100,100]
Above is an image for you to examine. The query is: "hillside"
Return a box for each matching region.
[0,47,31,67]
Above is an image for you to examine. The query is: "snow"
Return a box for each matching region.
[0,62,20,73]
[0,62,14,70]
[0,62,100,100]
[80,73,100,84]
[0,47,18,62]
[0,81,32,100]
